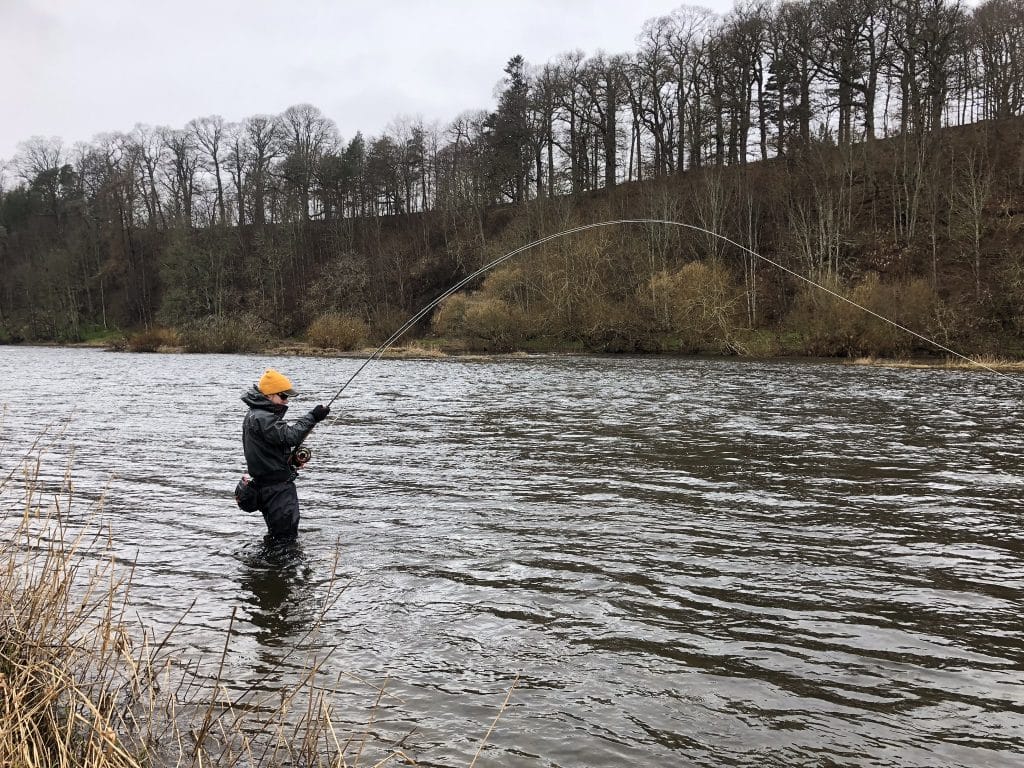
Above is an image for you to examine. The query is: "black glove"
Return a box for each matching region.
[311,404,330,422]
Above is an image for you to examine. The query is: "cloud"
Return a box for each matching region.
[1,0,729,163]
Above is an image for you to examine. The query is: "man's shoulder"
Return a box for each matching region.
[246,408,279,426]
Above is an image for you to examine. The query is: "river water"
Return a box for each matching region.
[2,346,1023,767]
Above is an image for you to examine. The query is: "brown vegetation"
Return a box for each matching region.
[1,435,526,766]
[126,327,180,353]
[0,449,419,766]
[178,314,271,353]
[306,312,368,351]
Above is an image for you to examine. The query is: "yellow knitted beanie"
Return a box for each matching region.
[257,368,297,397]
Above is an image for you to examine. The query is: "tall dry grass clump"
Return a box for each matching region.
[784,273,946,357]
[126,327,180,353]
[0,450,423,767]
[432,294,532,352]
[178,313,272,353]
[306,313,368,351]
[1,468,148,766]
[641,261,743,353]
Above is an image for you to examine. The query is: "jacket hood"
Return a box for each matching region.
[242,385,287,413]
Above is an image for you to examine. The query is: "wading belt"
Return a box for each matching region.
[251,469,294,486]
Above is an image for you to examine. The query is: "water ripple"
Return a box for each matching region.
[2,348,1023,766]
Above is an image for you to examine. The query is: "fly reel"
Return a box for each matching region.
[289,445,312,467]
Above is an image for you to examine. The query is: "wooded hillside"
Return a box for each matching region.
[1,0,1022,358]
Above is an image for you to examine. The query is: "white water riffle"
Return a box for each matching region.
[3,346,1023,767]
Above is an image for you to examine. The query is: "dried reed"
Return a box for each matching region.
[0,447,421,767]
[2,440,518,767]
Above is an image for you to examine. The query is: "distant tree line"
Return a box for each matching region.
[1,0,1023,349]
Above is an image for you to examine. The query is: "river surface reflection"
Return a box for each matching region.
[2,346,1023,766]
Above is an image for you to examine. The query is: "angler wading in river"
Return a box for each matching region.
[241,368,330,541]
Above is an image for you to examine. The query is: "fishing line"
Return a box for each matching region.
[326,218,1016,408]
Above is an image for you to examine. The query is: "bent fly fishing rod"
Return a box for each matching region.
[326,218,1018,409]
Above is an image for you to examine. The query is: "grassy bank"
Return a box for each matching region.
[81,320,1023,376]
[848,355,1024,373]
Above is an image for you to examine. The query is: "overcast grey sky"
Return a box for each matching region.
[1,0,735,168]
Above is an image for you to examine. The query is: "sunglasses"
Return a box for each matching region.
[276,392,290,400]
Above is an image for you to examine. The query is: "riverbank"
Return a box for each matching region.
[849,355,1024,373]
[46,333,1024,374]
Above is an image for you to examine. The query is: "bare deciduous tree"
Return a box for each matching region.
[189,115,228,224]
[279,104,338,220]
[160,128,200,226]
[972,0,1024,120]
[243,114,280,226]
[950,146,994,301]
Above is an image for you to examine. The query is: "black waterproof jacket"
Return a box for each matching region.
[241,386,318,483]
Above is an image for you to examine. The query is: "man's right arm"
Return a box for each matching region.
[253,410,317,448]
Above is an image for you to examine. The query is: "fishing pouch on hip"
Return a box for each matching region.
[234,475,259,512]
